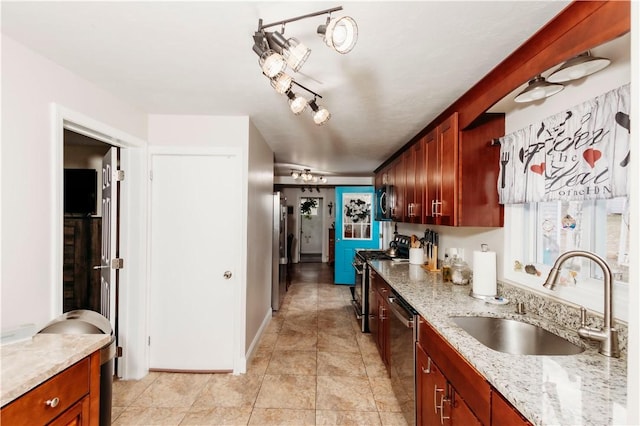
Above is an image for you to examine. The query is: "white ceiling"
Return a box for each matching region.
[1,1,571,177]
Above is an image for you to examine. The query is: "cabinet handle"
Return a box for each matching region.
[45,397,60,408]
[440,394,451,424]
[434,385,444,414]
[421,357,432,374]
[432,199,442,217]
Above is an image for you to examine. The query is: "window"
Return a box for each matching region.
[530,198,629,283]
[504,197,629,321]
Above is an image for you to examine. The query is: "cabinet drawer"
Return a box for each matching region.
[418,317,491,425]
[1,358,90,426]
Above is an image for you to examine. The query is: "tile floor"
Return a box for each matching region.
[111,263,407,425]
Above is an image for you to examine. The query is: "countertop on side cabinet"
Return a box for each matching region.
[369,260,627,426]
[1,334,110,407]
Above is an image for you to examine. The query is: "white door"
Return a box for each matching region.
[149,152,240,371]
[100,148,119,334]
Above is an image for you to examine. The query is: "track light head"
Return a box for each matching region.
[309,99,331,125]
[268,31,311,72]
[318,15,358,54]
[270,72,293,94]
[286,90,309,115]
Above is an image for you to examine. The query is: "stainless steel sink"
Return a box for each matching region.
[451,316,585,356]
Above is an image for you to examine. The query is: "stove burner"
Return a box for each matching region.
[356,250,392,261]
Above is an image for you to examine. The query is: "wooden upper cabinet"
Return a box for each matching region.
[424,113,458,226]
[403,139,424,223]
[391,156,406,222]
[458,113,505,227]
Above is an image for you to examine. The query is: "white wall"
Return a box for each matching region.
[245,121,274,354]
[0,35,147,332]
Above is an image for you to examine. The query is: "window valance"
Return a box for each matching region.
[497,84,630,204]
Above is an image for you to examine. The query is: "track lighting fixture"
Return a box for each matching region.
[290,169,328,183]
[547,51,611,83]
[253,6,356,125]
[514,75,564,103]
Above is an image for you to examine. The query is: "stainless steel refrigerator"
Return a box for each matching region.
[272,192,287,310]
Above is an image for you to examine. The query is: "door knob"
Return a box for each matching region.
[223,271,232,279]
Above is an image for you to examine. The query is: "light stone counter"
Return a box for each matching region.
[1,333,111,407]
[369,260,627,426]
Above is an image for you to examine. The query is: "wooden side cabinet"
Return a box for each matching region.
[1,352,101,426]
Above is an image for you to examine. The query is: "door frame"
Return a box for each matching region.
[294,194,325,263]
[51,104,148,379]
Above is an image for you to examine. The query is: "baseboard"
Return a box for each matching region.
[240,307,272,373]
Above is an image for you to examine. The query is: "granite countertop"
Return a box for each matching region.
[369,260,627,426]
[1,333,111,407]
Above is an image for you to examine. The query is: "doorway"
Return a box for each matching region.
[52,104,148,380]
[299,196,323,263]
[63,129,112,313]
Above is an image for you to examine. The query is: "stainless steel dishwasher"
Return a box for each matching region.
[387,289,417,426]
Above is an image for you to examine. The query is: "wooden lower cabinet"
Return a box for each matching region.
[48,397,90,426]
[1,352,100,426]
[416,316,529,425]
[370,269,391,375]
[416,343,449,426]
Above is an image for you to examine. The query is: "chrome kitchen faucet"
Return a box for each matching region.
[543,250,620,358]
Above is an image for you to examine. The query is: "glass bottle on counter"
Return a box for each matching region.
[442,254,452,282]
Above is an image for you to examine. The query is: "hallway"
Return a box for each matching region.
[111,263,406,425]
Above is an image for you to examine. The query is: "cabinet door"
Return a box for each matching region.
[458,113,505,227]
[404,149,415,221]
[416,344,450,426]
[368,271,379,341]
[451,390,481,426]
[376,291,391,374]
[48,397,90,426]
[425,128,439,224]
[438,113,459,226]
[414,137,426,224]
[491,391,532,426]
[391,157,406,222]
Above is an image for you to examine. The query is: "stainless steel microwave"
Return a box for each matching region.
[375,185,394,221]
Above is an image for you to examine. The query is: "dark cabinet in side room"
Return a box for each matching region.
[63,216,102,312]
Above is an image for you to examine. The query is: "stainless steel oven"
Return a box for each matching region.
[352,237,410,333]
[387,289,417,426]
[352,250,391,333]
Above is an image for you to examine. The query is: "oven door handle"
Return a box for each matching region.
[387,297,414,328]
